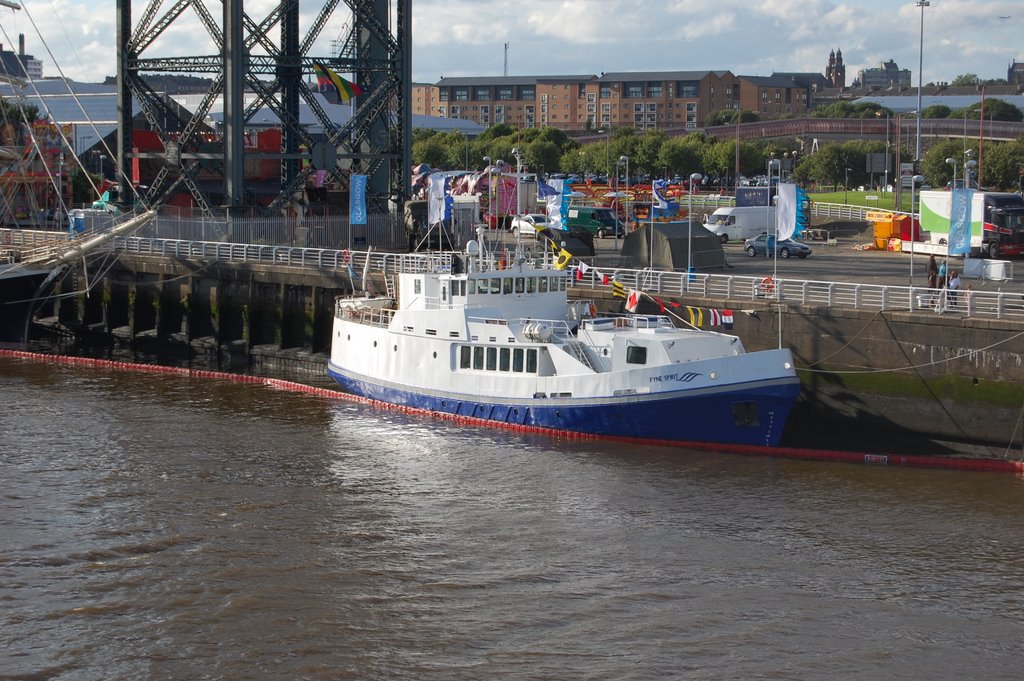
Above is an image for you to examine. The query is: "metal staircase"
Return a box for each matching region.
[561,339,599,372]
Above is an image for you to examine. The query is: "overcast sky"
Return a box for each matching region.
[3,0,1020,87]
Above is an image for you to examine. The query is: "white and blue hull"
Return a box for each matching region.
[328,359,799,447]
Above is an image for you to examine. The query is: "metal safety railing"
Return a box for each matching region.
[106,236,1024,322]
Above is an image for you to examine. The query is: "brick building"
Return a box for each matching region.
[414,70,763,131]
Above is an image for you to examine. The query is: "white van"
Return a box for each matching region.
[702,206,776,244]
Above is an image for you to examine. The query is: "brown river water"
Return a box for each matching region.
[3,356,1024,680]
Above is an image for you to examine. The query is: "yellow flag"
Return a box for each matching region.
[612,280,626,299]
[554,248,573,270]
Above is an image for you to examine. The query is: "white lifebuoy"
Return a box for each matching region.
[760,276,775,295]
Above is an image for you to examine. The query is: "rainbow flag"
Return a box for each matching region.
[312,61,363,103]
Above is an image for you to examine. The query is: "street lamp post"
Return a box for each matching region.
[767,157,781,260]
[511,146,524,216]
[620,155,630,249]
[457,130,469,169]
[600,128,610,179]
[945,156,957,279]
[909,174,924,296]
[483,156,493,229]
[964,149,976,189]
[844,166,851,204]
[686,172,702,287]
[916,0,929,164]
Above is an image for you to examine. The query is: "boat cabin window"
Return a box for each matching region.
[489,278,501,294]
[539,277,548,293]
[515,277,525,294]
[527,277,536,293]
[414,279,422,294]
[503,278,513,295]
[468,279,477,294]
[459,345,538,374]
[626,346,648,365]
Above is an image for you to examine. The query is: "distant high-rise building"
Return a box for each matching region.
[825,49,846,88]
[0,34,42,81]
[859,59,911,89]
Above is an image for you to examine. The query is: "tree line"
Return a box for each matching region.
[414,100,1024,192]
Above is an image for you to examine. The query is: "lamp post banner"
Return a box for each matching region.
[349,174,367,225]
[775,182,797,241]
[948,188,973,255]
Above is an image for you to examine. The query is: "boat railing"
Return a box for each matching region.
[335,301,394,328]
[586,314,675,330]
[468,315,575,340]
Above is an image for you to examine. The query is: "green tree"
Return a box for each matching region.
[705,109,760,126]
[0,98,39,124]
[411,136,449,169]
[920,139,973,187]
[952,98,1023,123]
[632,129,667,176]
[799,143,858,188]
[976,140,1024,190]
[657,137,703,178]
[950,73,980,86]
[921,104,952,119]
[525,139,561,175]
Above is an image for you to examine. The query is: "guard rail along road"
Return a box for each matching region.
[111,235,1024,322]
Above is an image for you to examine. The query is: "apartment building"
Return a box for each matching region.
[736,75,811,117]
[414,70,758,131]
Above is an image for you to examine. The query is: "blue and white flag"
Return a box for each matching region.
[349,174,367,225]
[537,180,558,199]
[775,182,797,241]
[545,179,566,230]
[427,173,458,225]
[948,188,973,255]
[652,181,669,210]
[794,186,809,238]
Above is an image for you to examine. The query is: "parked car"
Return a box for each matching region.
[566,206,621,239]
[510,213,550,237]
[744,233,812,259]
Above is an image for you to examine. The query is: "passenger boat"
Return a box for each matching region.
[327,230,801,447]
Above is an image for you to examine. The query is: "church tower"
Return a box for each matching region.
[834,48,846,88]
[826,48,846,88]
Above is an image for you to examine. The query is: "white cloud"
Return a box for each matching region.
[6,0,1020,87]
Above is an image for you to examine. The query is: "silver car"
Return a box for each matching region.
[510,213,550,237]
[744,233,812,259]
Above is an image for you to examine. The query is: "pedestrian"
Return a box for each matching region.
[926,254,938,290]
[938,258,947,280]
[948,269,961,308]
